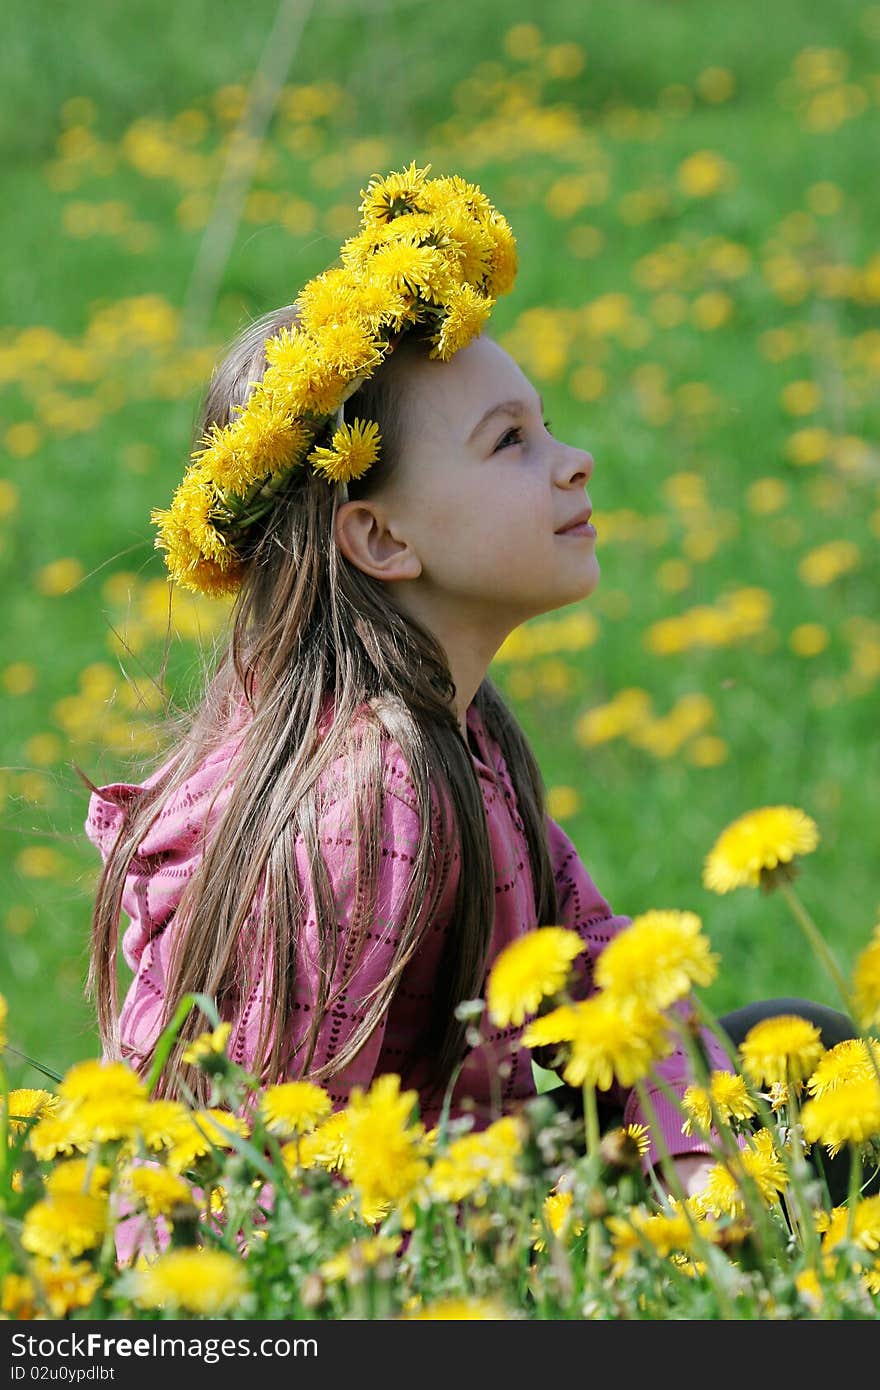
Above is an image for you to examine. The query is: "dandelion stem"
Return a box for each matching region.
[582,1081,601,1287]
[635,1080,739,1321]
[846,1148,862,1242]
[777,882,852,1014]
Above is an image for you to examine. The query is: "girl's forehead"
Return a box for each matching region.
[404,338,530,439]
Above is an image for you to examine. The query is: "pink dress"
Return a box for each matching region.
[85,697,731,1169]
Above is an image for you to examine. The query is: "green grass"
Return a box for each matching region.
[1,0,878,1087]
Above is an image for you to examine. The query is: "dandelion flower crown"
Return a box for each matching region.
[150,161,519,597]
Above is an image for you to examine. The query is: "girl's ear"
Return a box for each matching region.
[334,500,422,583]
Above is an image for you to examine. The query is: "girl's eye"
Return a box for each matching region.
[494,419,553,451]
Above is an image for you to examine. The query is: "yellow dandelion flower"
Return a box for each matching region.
[431,282,495,361]
[703,805,820,893]
[697,1163,742,1219]
[532,1185,586,1251]
[740,1014,825,1087]
[26,1113,90,1162]
[297,265,361,331]
[607,1211,645,1277]
[57,1058,147,1104]
[801,1077,880,1155]
[852,924,880,1031]
[44,1158,112,1199]
[1,1273,37,1319]
[137,1099,192,1151]
[165,1108,250,1172]
[309,316,387,383]
[681,1084,713,1137]
[595,909,718,1009]
[258,1080,332,1136]
[524,994,673,1092]
[1,1088,60,1135]
[361,239,454,306]
[292,1109,349,1171]
[123,1165,196,1219]
[795,1267,825,1313]
[741,1128,789,1205]
[343,1075,430,1212]
[320,1235,402,1282]
[807,1038,880,1098]
[180,1022,232,1067]
[71,1093,149,1145]
[358,160,433,226]
[28,1259,103,1318]
[22,1192,108,1259]
[403,1296,510,1319]
[624,1123,652,1157]
[698,1131,788,1219]
[308,417,381,483]
[427,1115,524,1202]
[482,213,519,298]
[190,421,253,495]
[710,1070,759,1124]
[134,1248,249,1315]
[343,276,411,334]
[428,206,495,287]
[226,396,311,481]
[261,324,314,405]
[486,926,586,1027]
[639,1205,701,1260]
[822,1195,880,1256]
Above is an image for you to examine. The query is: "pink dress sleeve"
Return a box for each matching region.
[545,813,733,1167]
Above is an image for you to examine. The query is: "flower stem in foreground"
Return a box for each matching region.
[777,882,853,1015]
[582,1081,601,1287]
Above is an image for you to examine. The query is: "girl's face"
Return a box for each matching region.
[368,333,599,635]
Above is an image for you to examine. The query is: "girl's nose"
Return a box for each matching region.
[567,449,594,484]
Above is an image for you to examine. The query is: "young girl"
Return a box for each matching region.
[80,163,849,1208]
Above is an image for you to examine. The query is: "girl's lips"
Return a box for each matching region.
[558,521,597,537]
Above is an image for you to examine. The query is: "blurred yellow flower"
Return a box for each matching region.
[320,1235,402,1282]
[595,908,718,1008]
[134,1248,249,1314]
[798,539,860,587]
[343,1075,430,1212]
[703,805,819,892]
[851,925,880,1031]
[27,1259,103,1318]
[487,926,585,1026]
[677,151,732,198]
[180,1022,232,1067]
[35,557,85,596]
[403,1295,511,1319]
[22,1192,108,1259]
[801,1077,880,1155]
[122,1166,196,1219]
[739,1014,825,1087]
[166,1108,250,1172]
[428,1116,524,1203]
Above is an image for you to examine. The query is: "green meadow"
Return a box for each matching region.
[1,0,878,1087]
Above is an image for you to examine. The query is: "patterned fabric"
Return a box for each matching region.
[84,697,732,1167]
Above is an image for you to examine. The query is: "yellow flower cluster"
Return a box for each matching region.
[486,911,717,1095]
[151,161,518,597]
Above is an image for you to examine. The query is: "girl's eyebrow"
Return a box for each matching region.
[467,392,545,444]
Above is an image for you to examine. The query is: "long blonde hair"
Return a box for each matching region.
[82,304,560,1106]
